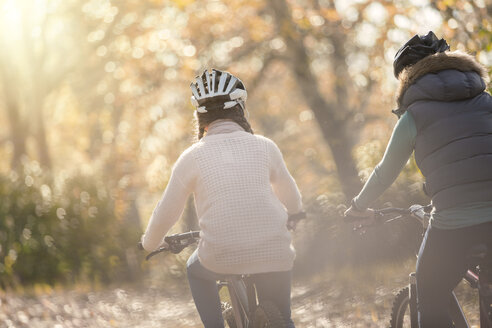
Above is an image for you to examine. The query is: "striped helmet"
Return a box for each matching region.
[190,69,247,113]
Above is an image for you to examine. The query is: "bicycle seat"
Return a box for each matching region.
[467,244,488,260]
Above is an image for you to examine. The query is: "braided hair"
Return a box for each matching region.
[195,104,253,140]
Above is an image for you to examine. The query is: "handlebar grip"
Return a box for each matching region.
[164,231,200,243]
[144,231,200,261]
[287,211,306,231]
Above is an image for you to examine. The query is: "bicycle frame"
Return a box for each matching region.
[402,272,470,328]
[221,276,256,328]
[479,261,492,328]
[384,205,492,328]
[144,230,285,328]
[403,267,492,328]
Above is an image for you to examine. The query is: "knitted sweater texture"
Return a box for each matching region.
[142,120,303,274]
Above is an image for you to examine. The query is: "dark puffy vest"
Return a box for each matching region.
[404,69,492,211]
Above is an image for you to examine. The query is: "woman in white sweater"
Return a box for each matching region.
[141,69,303,328]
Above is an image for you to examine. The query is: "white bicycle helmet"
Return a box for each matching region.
[190,69,247,113]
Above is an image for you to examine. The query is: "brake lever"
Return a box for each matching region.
[383,214,404,224]
[145,245,170,261]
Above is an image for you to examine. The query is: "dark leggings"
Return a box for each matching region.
[186,250,295,328]
[416,221,492,328]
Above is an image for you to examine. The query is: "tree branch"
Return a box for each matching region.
[247,51,288,95]
[229,40,268,63]
[269,0,363,198]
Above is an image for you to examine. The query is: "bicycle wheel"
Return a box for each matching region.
[253,300,285,328]
[389,287,414,328]
[222,302,237,328]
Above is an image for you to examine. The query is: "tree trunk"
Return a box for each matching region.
[33,96,52,169]
[270,0,362,199]
[4,95,27,169]
[292,60,361,198]
[34,108,52,169]
[21,3,52,170]
[0,59,27,169]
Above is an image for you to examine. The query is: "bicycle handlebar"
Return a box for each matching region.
[375,207,411,215]
[164,230,201,243]
[345,204,431,227]
[144,231,200,260]
[141,212,307,260]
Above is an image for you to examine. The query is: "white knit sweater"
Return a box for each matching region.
[142,120,303,274]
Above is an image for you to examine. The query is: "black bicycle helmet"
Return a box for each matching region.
[393,31,450,78]
[190,69,247,113]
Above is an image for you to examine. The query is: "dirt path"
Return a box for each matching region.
[0,274,478,327]
[0,282,403,328]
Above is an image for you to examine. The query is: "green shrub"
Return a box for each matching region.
[0,161,142,288]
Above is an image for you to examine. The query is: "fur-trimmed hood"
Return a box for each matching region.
[396,51,489,109]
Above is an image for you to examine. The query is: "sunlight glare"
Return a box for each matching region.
[364,2,388,26]
[414,7,442,31]
[0,0,23,41]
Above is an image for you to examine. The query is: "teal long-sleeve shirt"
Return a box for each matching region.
[353,112,492,229]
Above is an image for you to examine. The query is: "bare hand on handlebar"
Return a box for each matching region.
[138,231,200,260]
[344,204,377,229]
[343,203,430,233]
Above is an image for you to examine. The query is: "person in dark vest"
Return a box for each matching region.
[344,31,492,328]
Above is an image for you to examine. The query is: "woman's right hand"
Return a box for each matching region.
[344,205,377,228]
[287,211,306,231]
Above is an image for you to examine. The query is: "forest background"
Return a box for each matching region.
[0,0,491,289]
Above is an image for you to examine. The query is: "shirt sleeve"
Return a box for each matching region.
[268,140,303,214]
[353,112,417,209]
[141,151,195,251]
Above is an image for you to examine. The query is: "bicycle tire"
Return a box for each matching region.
[389,287,414,328]
[222,302,237,328]
[253,300,285,328]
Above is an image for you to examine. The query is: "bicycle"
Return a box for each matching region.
[141,212,306,328]
[347,204,492,328]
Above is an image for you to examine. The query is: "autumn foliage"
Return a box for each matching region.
[0,0,490,286]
